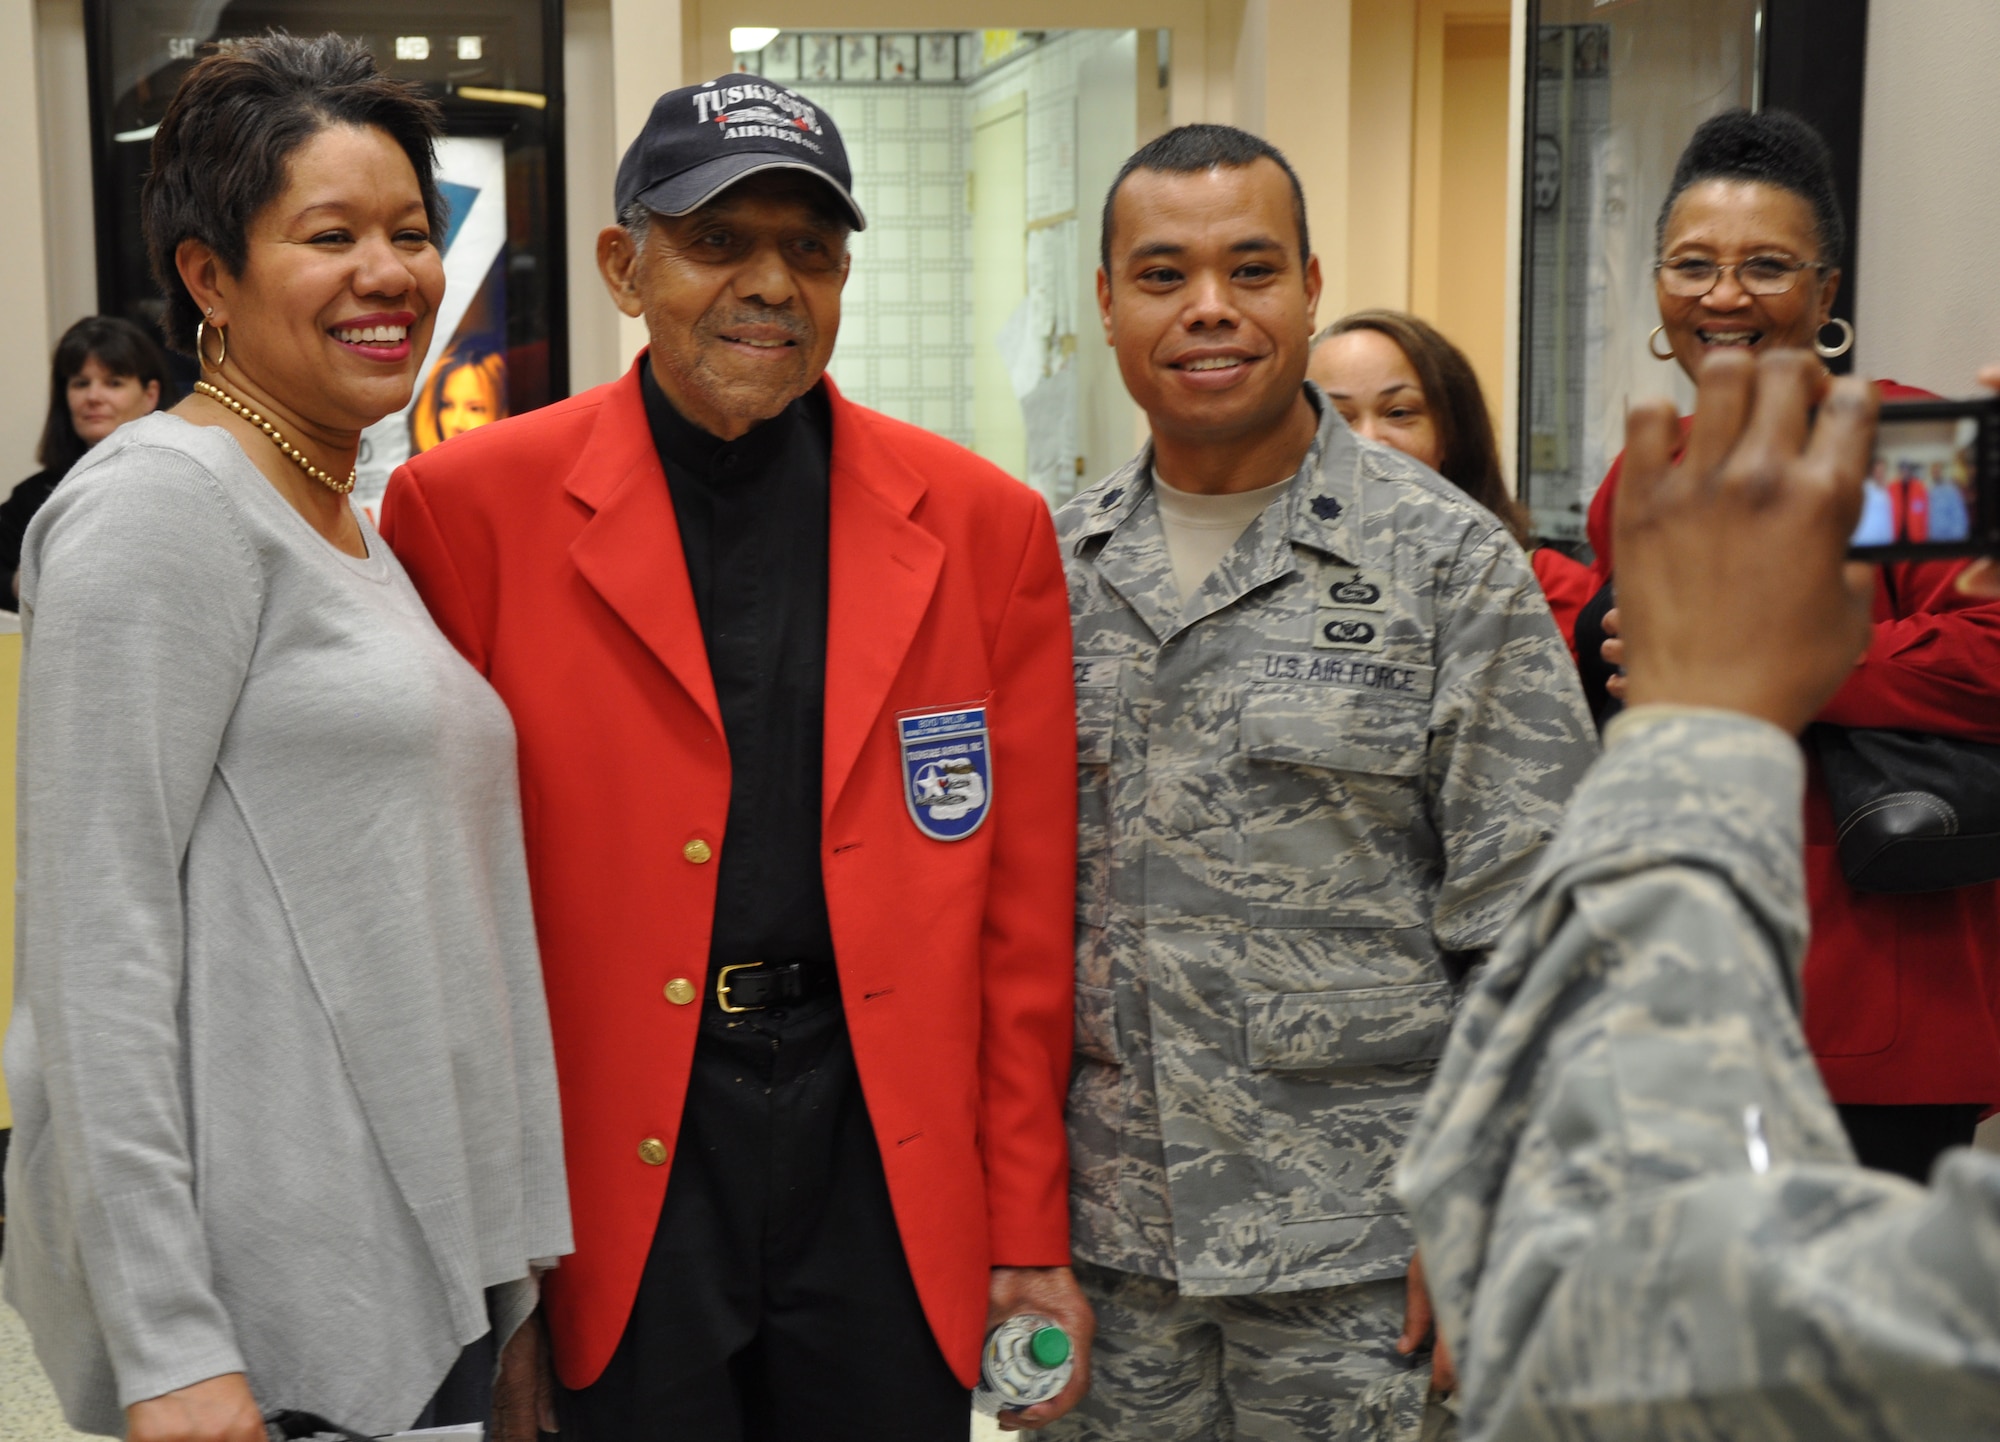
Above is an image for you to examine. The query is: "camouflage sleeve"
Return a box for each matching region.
[1425,532,1596,951]
[1398,709,2000,1440]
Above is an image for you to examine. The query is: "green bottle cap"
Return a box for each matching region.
[1028,1325,1071,1369]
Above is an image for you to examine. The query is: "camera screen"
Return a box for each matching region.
[1855,414,1979,548]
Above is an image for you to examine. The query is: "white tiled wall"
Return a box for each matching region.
[816,31,1133,493]
[825,86,974,447]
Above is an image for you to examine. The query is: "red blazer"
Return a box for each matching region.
[1587,381,2000,1105]
[380,361,1077,1388]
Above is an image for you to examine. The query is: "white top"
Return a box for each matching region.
[3,413,571,1435]
[1151,468,1295,609]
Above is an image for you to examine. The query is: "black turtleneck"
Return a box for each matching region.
[641,363,836,980]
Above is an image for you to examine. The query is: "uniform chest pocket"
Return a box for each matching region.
[1237,685,1430,928]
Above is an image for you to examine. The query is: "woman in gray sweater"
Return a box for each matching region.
[1,35,570,1442]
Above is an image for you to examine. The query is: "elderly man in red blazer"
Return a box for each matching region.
[381,78,1086,1442]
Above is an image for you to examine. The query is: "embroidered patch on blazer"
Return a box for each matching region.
[898,705,993,841]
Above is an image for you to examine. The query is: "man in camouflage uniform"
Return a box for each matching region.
[1400,351,2000,1440]
[1051,125,1596,1441]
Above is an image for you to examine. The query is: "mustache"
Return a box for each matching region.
[703,307,811,342]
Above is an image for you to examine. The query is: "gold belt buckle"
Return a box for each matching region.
[716,962,762,1013]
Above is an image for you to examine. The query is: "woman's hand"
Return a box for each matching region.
[125,1373,266,1442]
[493,1307,559,1441]
[1600,606,1626,700]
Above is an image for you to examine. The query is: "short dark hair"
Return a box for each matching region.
[1656,109,1846,265]
[1312,310,1531,547]
[38,316,177,474]
[142,33,446,355]
[1099,124,1310,276]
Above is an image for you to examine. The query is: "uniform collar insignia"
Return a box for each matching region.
[1285,385,1364,567]
[1071,449,1152,543]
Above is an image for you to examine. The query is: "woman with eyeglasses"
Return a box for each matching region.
[1584,108,2000,1187]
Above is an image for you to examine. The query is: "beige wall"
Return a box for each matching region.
[1347,0,1517,470]
[1431,17,1510,417]
[1855,0,2000,396]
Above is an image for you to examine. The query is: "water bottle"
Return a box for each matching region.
[972,1314,1074,1416]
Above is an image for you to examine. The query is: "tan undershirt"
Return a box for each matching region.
[1151,468,1294,607]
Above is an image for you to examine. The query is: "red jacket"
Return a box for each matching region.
[1587,381,2000,1105]
[1530,545,1596,659]
[380,361,1078,1387]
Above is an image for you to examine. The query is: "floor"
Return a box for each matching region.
[0,1272,1007,1441]
[1,1269,92,1440]
[13,1125,1999,1438]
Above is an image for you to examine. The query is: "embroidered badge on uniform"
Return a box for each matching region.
[1312,607,1386,652]
[1324,572,1384,609]
[898,705,993,841]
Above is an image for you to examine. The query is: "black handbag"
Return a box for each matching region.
[1809,724,2000,892]
[266,1413,373,1441]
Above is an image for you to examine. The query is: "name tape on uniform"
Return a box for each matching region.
[1073,657,1124,690]
[897,705,993,841]
[1257,651,1434,701]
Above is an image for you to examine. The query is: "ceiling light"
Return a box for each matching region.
[730,27,781,54]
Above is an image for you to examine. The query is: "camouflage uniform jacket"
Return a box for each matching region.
[1058,392,1597,1295]
[1398,708,2000,1440]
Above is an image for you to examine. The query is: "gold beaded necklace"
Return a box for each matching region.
[193,380,357,496]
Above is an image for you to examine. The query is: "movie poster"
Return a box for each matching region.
[354,134,510,512]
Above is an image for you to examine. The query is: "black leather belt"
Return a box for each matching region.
[715,960,838,1013]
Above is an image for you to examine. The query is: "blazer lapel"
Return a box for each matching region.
[821,381,945,813]
[564,362,724,738]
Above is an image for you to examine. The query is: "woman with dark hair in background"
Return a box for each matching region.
[1308,309,1597,651]
[1586,108,2000,1185]
[3,316,173,609]
[1,32,568,1442]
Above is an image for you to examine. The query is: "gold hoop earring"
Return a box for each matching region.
[195,320,228,372]
[1648,324,1675,362]
[1814,317,1856,360]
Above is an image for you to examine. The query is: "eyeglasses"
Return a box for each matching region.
[1655,255,1829,298]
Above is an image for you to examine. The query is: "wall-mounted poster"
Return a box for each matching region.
[879,35,916,82]
[83,0,566,512]
[354,135,510,503]
[803,34,839,81]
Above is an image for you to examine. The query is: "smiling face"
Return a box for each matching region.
[182,122,443,433]
[600,171,851,440]
[436,362,500,439]
[1307,328,1441,470]
[67,354,161,447]
[1655,178,1840,381]
[1098,159,1322,451]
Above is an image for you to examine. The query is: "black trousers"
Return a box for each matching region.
[558,993,968,1442]
[1838,1102,1986,1184]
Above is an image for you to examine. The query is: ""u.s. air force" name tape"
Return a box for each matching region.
[1256,651,1434,701]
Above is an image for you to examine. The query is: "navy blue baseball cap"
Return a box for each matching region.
[614,76,867,231]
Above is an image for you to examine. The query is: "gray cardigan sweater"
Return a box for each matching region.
[2,414,571,1435]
